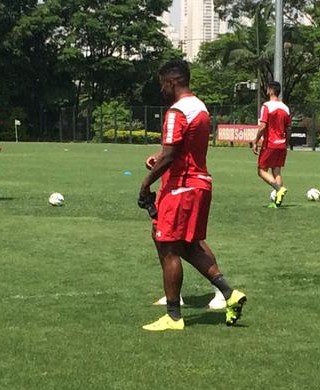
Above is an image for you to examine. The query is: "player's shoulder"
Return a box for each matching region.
[170,95,208,124]
[172,95,207,111]
[264,100,290,114]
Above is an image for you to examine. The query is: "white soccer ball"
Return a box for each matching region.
[48,192,64,206]
[270,189,277,202]
[306,188,320,201]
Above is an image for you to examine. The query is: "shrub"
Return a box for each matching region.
[92,100,144,141]
[101,129,161,144]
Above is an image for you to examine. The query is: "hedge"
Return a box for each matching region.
[101,129,161,144]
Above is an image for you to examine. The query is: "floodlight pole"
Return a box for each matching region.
[274,0,283,99]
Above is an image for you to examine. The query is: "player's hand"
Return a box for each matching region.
[253,143,259,155]
[138,185,157,218]
[145,155,157,170]
[138,184,151,206]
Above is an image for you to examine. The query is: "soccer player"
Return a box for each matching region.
[138,59,246,331]
[145,154,226,310]
[253,81,291,207]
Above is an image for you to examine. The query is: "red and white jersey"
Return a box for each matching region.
[161,94,212,190]
[259,100,291,149]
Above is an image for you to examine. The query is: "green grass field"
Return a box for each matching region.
[0,142,319,390]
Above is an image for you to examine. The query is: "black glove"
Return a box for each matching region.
[138,191,157,219]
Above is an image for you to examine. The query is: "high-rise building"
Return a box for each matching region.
[159,10,180,49]
[180,0,228,60]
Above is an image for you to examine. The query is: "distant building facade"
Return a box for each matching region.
[179,0,228,60]
[159,10,180,49]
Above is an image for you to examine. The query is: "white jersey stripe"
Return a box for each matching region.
[166,112,176,143]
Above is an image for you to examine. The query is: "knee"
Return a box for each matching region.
[157,242,184,262]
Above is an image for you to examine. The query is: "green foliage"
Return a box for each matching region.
[53,0,174,105]
[99,129,161,144]
[214,0,315,22]
[0,0,177,139]
[1,0,320,138]
[191,64,230,104]
[91,99,162,144]
[92,100,134,131]
[195,6,320,110]
[193,31,258,120]
[306,71,320,105]
[216,114,231,124]
[191,59,252,106]
[92,100,144,140]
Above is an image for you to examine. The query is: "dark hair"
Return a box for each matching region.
[159,59,190,86]
[268,81,281,97]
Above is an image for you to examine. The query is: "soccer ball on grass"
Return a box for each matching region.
[306,188,320,201]
[48,192,64,206]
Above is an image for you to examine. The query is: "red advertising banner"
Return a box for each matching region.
[217,124,259,143]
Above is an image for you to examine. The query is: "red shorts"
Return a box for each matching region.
[154,188,211,242]
[258,148,287,169]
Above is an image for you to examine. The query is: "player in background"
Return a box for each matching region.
[145,154,226,310]
[253,81,291,207]
[138,59,246,331]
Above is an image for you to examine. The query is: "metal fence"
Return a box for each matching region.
[30,104,243,142]
[25,104,320,148]
[36,105,168,142]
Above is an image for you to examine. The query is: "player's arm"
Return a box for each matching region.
[285,125,292,146]
[253,122,266,155]
[253,104,268,155]
[285,115,292,146]
[139,108,186,199]
[139,144,180,197]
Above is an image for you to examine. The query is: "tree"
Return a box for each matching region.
[191,34,254,105]
[0,0,40,138]
[51,0,174,105]
[214,0,315,23]
[92,99,136,140]
[198,3,320,106]
[0,0,179,139]
[194,29,259,119]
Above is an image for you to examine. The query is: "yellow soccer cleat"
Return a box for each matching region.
[226,290,247,326]
[142,314,185,331]
[275,186,287,207]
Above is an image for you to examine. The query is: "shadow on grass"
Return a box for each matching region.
[278,204,300,209]
[183,293,213,308]
[183,293,249,328]
[264,204,300,209]
[186,312,249,328]
[185,311,225,326]
[0,197,14,201]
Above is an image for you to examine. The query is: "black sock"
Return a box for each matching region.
[270,181,280,191]
[210,274,233,300]
[167,300,181,320]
